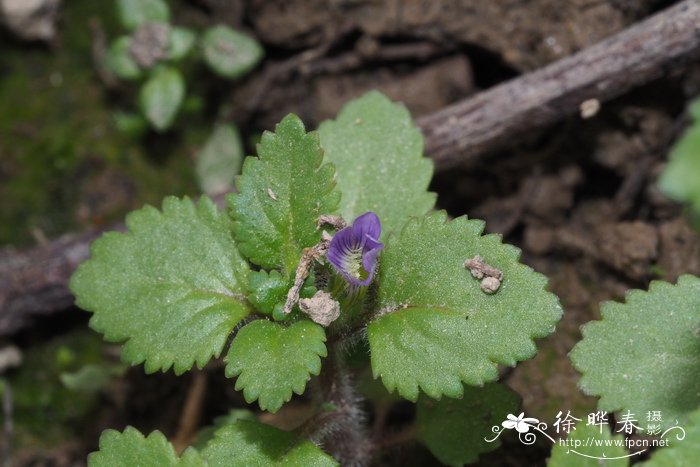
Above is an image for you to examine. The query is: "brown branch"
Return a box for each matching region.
[0,230,105,336]
[0,195,227,337]
[2,0,700,335]
[172,370,208,453]
[419,0,700,169]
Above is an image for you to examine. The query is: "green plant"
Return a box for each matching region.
[104,0,257,195]
[70,91,700,465]
[106,0,262,132]
[658,97,700,226]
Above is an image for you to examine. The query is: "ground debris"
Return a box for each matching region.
[317,214,347,230]
[283,231,333,315]
[0,0,61,41]
[299,290,341,327]
[0,345,22,373]
[464,255,503,294]
[464,255,503,280]
[129,22,170,68]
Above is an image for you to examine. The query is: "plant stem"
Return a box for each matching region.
[301,342,372,466]
[379,425,419,451]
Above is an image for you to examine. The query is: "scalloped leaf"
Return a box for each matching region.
[417,383,519,466]
[89,427,204,466]
[642,407,700,467]
[104,37,141,81]
[196,123,244,196]
[169,27,197,61]
[229,114,340,272]
[547,420,629,467]
[193,409,257,451]
[658,99,700,216]
[318,91,435,238]
[247,269,289,315]
[139,65,185,131]
[202,25,264,79]
[246,270,315,315]
[571,275,700,429]
[225,319,327,412]
[70,196,250,375]
[368,212,562,400]
[116,0,170,30]
[201,420,337,466]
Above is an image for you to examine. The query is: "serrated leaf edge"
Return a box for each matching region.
[229,114,340,271]
[72,196,251,376]
[224,318,328,412]
[571,274,700,409]
[369,210,561,401]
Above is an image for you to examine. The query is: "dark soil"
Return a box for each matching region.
[3,0,700,465]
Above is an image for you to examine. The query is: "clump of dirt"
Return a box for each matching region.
[247,0,656,70]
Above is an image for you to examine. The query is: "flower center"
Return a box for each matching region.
[345,247,368,281]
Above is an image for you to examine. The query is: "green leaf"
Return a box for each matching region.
[225,319,327,412]
[104,37,141,80]
[318,91,435,237]
[642,407,700,467]
[113,111,149,139]
[548,420,629,467]
[89,427,204,466]
[368,212,562,400]
[139,66,185,131]
[169,27,197,61]
[196,123,244,196]
[247,269,315,315]
[202,420,337,466]
[193,409,257,451]
[570,275,700,430]
[70,196,251,375]
[202,25,264,79]
[658,98,700,216]
[60,363,126,394]
[229,114,340,272]
[116,0,170,30]
[417,383,519,466]
[247,269,288,315]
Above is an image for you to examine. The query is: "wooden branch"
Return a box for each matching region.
[0,196,225,337]
[2,0,700,336]
[0,230,103,335]
[419,0,700,169]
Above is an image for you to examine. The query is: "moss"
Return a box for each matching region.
[0,0,202,246]
[1,331,108,447]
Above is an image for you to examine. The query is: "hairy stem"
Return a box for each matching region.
[302,342,372,466]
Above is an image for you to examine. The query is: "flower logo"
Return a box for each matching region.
[502,413,540,433]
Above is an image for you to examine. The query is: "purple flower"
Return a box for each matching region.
[327,212,384,286]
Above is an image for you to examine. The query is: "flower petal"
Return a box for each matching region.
[515,422,530,433]
[327,211,384,287]
[502,420,517,429]
[361,236,383,274]
[352,212,382,242]
[327,228,353,270]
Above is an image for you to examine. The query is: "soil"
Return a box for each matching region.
[2,0,700,465]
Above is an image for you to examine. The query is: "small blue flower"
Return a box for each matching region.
[327,212,384,286]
